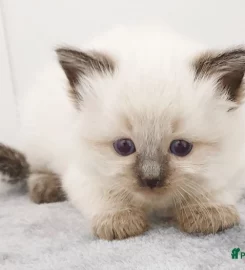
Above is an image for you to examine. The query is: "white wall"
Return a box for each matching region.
[1,0,245,143]
[0,3,17,144]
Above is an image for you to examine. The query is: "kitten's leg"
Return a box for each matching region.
[27,170,66,204]
[63,167,149,240]
[175,199,239,234]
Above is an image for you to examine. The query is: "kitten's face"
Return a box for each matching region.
[56,28,245,203]
[77,72,241,202]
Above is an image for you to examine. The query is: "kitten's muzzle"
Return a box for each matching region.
[134,156,169,189]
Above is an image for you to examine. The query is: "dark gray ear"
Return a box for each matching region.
[194,48,245,103]
[56,47,115,106]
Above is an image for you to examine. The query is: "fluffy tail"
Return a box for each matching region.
[0,143,29,186]
[0,144,66,203]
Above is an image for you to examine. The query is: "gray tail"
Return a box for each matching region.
[0,143,29,185]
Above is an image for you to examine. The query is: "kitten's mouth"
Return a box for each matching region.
[136,184,168,195]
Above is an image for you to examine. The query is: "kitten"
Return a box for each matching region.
[1,25,245,240]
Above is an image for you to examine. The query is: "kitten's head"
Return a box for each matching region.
[57,28,245,204]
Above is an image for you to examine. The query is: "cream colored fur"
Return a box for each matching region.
[16,24,245,239]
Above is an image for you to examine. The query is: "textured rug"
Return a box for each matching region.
[0,187,245,270]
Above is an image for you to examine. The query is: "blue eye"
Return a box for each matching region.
[113,138,136,156]
[170,140,193,157]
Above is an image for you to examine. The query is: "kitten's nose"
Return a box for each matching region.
[144,178,160,189]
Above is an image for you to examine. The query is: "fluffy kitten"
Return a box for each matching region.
[1,25,245,240]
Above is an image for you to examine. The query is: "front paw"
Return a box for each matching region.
[176,204,239,234]
[92,208,149,240]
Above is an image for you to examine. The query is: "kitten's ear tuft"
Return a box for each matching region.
[56,47,115,88]
[194,48,245,104]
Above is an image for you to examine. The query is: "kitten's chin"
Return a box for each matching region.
[133,186,173,208]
